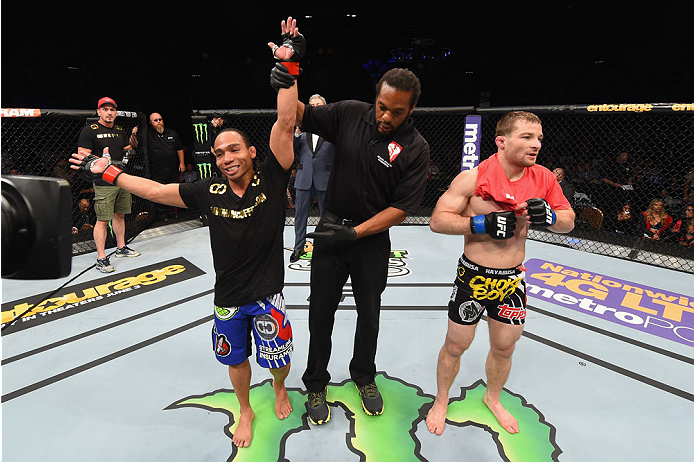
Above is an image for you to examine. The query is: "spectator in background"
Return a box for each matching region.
[661,176,684,217]
[132,112,185,222]
[666,204,694,246]
[644,163,667,192]
[640,198,673,240]
[629,168,654,214]
[571,161,601,206]
[601,151,633,191]
[182,163,199,183]
[615,203,637,235]
[290,94,336,263]
[576,161,601,183]
[553,167,576,207]
[683,167,694,206]
[600,151,634,229]
[72,197,96,238]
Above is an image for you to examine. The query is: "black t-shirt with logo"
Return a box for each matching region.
[302,100,430,223]
[146,127,183,179]
[77,122,130,186]
[178,155,290,307]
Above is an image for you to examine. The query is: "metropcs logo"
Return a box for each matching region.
[525,259,694,346]
[461,115,481,171]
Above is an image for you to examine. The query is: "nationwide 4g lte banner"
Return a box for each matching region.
[525,259,694,347]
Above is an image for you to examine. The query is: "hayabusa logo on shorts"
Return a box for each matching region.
[459,300,483,322]
[254,313,279,341]
[497,303,526,321]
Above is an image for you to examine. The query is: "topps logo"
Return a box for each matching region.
[1,108,40,117]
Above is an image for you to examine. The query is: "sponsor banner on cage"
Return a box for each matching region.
[1,108,41,117]
[1,257,206,334]
[461,115,481,171]
[525,259,694,347]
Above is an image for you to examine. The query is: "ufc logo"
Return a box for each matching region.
[496,216,507,237]
[544,203,553,224]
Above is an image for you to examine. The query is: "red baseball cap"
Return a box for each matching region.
[97,97,117,108]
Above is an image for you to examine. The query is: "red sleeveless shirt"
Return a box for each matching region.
[474,154,571,212]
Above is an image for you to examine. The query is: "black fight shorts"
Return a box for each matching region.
[448,254,527,325]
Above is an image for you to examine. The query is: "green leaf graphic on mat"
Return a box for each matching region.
[327,373,431,461]
[446,379,561,462]
[166,379,305,462]
[166,375,560,462]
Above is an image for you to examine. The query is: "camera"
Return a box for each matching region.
[1,175,72,279]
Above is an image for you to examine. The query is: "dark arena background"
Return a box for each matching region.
[2,3,693,462]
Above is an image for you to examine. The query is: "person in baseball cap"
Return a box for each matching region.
[98,97,117,108]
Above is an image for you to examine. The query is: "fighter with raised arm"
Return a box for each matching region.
[70,16,304,449]
[425,111,574,435]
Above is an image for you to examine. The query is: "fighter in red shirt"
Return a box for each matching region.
[426,111,575,436]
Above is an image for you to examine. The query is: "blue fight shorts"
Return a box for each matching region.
[211,292,293,368]
[448,255,527,326]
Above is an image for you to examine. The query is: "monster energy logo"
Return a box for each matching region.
[193,123,209,143]
[198,163,213,178]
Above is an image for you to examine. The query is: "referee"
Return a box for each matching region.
[295,68,430,424]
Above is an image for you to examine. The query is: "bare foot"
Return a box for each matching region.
[232,409,255,448]
[274,381,293,420]
[425,398,448,435]
[483,394,519,434]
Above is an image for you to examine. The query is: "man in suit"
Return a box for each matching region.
[290,94,336,263]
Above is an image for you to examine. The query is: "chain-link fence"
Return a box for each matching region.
[476,105,694,274]
[195,104,694,273]
[2,104,693,273]
[1,109,153,255]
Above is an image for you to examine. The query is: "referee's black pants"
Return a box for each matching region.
[302,230,390,392]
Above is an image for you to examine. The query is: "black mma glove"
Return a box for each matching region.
[270,30,305,91]
[75,153,123,184]
[470,211,516,240]
[306,223,357,241]
[526,198,557,227]
[279,30,306,62]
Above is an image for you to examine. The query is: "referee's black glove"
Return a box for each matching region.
[307,223,357,241]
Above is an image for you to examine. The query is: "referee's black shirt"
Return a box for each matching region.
[302,100,430,223]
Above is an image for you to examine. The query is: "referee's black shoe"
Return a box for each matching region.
[306,388,331,425]
[356,382,384,416]
[289,249,305,263]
